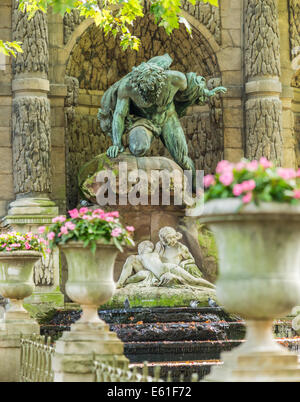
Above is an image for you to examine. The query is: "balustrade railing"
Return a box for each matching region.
[20,334,54,383]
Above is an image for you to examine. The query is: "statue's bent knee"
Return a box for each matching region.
[129,127,153,156]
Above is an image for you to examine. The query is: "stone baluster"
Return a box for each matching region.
[244,0,283,164]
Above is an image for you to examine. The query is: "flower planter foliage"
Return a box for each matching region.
[40,208,135,253]
[204,157,300,205]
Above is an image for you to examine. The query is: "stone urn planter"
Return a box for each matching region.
[0,251,41,322]
[0,251,41,382]
[200,198,300,382]
[60,241,118,326]
[53,240,128,382]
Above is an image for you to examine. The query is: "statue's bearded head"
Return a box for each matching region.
[131,62,168,103]
[159,227,182,247]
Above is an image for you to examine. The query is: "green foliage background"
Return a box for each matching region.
[1,0,219,55]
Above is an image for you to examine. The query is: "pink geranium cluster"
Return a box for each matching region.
[0,232,45,253]
[39,208,135,253]
[204,157,300,205]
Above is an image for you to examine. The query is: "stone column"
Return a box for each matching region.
[4,1,63,306]
[244,0,283,164]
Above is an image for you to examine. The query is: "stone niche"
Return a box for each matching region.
[64,14,224,212]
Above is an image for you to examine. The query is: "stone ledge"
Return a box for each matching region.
[246,79,282,96]
[12,78,50,93]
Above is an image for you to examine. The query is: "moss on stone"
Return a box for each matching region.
[101,285,215,309]
[198,223,218,261]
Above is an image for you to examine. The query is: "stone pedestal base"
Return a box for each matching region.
[3,196,64,308]
[206,349,300,382]
[0,312,39,382]
[205,320,300,382]
[52,320,128,382]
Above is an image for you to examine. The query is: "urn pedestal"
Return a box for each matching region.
[200,199,300,382]
[0,251,41,382]
[52,242,128,382]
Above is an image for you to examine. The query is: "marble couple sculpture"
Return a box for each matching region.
[98,53,226,189]
[117,226,215,291]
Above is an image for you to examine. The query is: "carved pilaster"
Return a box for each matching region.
[12,96,51,194]
[12,0,49,75]
[244,0,283,164]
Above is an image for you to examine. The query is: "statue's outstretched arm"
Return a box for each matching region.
[107,96,129,158]
[206,86,227,97]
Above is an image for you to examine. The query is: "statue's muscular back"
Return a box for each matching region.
[119,70,188,119]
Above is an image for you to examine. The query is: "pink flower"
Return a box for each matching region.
[39,238,49,246]
[38,226,46,234]
[241,180,256,192]
[65,222,76,230]
[52,216,66,223]
[60,226,69,235]
[219,171,234,186]
[79,207,89,214]
[259,157,272,169]
[107,211,119,218]
[277,168,296,180]
[233,184,243,196]
[82,215,93,221]
[11,243,21,248]
[235,162,246,171]
[105,217,115,222]
[1,243,6,248]
[126,226,135,232]
[242,192,252,204]
[47,232,55,241]
[93,209,104,214]
[5,247,12,251]
[69,209,79,219]
[111,228,122,237]
[203,174,215,188]
[296,169,300,178]
[46,249,51,254]
[216,160,232,174]
[25,242,31,250]
[294,190,300,199]
[247,160,259,171]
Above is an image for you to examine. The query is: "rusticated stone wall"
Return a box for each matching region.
[12,97,51,193]
[65,20,223,209]
[12,2,49,74]
[245,0,281,79]
[182,0,221,44]
[245,97,282,162]
[63,9,85,44]
[289,0,300,61]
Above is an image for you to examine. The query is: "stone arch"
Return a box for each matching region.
[64,14,224,210]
